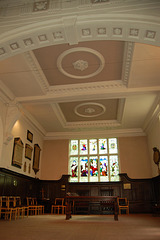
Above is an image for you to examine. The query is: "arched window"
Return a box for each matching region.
[69,138,119,182]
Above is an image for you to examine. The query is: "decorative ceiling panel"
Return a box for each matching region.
[33,40,124,86]
[58,99,119,122]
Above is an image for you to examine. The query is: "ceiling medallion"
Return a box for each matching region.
[74,102,106,118]
[73,60,88,71]
[85,107,95,114]
[57,47,105,79]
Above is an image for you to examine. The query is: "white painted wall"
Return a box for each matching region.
[0,100,44,179]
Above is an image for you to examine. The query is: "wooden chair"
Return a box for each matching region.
[51,198,66,214]
[15,196,25,218]
[117,197,129,215]
[8,196,18,220]
[26,197,38,215]
[26,197,44,215]
[0,196,11,220]
[32,198,44,215]
[0,196,16,221]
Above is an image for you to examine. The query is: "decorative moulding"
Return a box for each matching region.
[0,0,159,18]
[121,42,135,87]
[0,81,15,103]
[49,80,124,94]
[57,47,105,79]
[0,15,160,62]
[4,104,21,145]
[19,105,46,137]
[23,51,49,94]
[73,60,88,72]
[52,103,121,129]
[33,0,49,12]
[44,128,146,140]
[74,102,106,118]
[143,95,160,133]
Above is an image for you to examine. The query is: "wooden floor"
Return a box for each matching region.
[0,214,160,240]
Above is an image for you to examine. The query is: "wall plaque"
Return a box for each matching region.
[12,138,24,168]
[27,130,33,143]
[25,144,33,160]
[33,144,41,174]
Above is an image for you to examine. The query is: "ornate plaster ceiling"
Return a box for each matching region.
[0,0,160,139]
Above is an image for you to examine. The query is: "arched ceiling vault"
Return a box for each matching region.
[0,0,160,139]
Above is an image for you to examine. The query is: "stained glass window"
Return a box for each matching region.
[69,138,119,182]
[69,157,78,182]
[80,156,88,182]
[80,140,88,155]
[89,139,97,154]
[108,138,118,154]
[70,140,78,155]
[89,156,98,182]
[100,156,109,181]
[99,139,107,154]
[109,155,119,181]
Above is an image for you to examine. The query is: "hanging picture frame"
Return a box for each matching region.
[25,144,33,160]
[27,130,33,143]
[33,144,41,174]
[12,137,24,168]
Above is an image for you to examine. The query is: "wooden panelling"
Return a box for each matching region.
[0,168,159,214]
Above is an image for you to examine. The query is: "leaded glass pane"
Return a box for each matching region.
[109,155,119,181]
[70,140,78,155]
[108,138,118,154]
[89,156,98,182]
[80,139,88,155]
[70,157,78,182]
[69,138,119,183]
[99,139,107,154]
[89,139,97,154]
[100,156,109,181]
[80,156,88,182]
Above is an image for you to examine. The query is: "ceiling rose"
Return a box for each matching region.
[73,60,88,71]
[74,102,106,118]
[57,47,105,79]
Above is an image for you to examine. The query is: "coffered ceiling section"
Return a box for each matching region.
[33,40,125,86]
[0,39,160,136]
[53,98,124,129]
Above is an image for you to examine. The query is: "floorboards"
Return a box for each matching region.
[0,214,160,240]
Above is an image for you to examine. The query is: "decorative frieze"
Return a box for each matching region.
[92,0,109,3]
[0,14,160,61]
[24,38,34,46]
[146,30,156,40]
[33,0,49,12]
[38,34,48,42]
[53,31,64,40]
[129,28,139,37]
[82,28,91,37]
[0,47,5,55]
[97,28,106,35]
[10,42,20,51]
[23,51,49,94]
[113,28,122,36]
